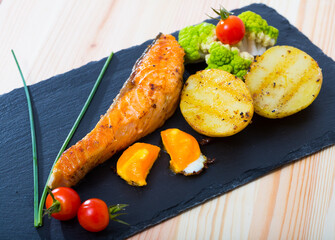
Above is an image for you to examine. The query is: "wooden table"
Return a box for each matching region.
[1,0,334,239]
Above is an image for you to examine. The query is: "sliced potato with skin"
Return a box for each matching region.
[245,45,322,119]
[180,69,254,137]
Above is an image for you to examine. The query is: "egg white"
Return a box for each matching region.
[183,154,207,175]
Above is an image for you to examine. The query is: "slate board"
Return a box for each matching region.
[1,3,335,239]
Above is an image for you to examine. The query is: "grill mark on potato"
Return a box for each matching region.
[282,65,322,112]
[180,69,253,137]
[182,88,252,129]
[255,52,310,111]
[259,52,320,114]
[182,98,233,128]
[277,58,315,109]
[245,46,322,118]
[252,50,298,97]
[201,78,253,103]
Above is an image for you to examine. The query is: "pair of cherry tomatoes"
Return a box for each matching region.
[46,187,127,232]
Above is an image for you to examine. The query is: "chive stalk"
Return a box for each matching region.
[13,50,114,227]
[11,50,39,226]
[34,51,114,227]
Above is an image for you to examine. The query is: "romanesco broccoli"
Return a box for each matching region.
[178,22,217,63]
[237,11,279,56]
[205,42,253,80]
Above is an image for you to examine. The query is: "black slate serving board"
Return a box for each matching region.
[1,3,335,239]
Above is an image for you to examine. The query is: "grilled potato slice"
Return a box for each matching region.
[245,46,322,118]
[180,69,254,137]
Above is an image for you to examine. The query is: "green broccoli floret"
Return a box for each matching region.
[178,22,217,63]
[237,11,279,55]
[205,42,253,80]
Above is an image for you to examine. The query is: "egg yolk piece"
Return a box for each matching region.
[161,128,205,174]
[117,142,160,186]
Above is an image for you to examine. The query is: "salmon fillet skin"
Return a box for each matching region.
[48,34,185,188]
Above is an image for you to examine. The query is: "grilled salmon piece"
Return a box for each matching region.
[48,34,185,188]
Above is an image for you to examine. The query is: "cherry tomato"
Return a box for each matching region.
[45,187,81,221]
[216,15,245,45]
[77,198,110,232]
[211,6,245,45]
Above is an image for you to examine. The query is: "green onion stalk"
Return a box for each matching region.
[12,50,114,227]
[11,50,39,226]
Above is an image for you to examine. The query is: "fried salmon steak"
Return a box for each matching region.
[48,34,185,188]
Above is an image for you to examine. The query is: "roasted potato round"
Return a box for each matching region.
[180,69,254,137]
[245,45,323,119]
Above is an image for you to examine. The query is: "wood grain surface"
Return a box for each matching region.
[1,0,334,239]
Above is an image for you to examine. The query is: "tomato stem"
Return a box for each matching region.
[43,188,61,218]
[211,6,233,20]
[108,204,129,225]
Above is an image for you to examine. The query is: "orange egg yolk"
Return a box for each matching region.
[161,128,201,173]
[117,142,160,186]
